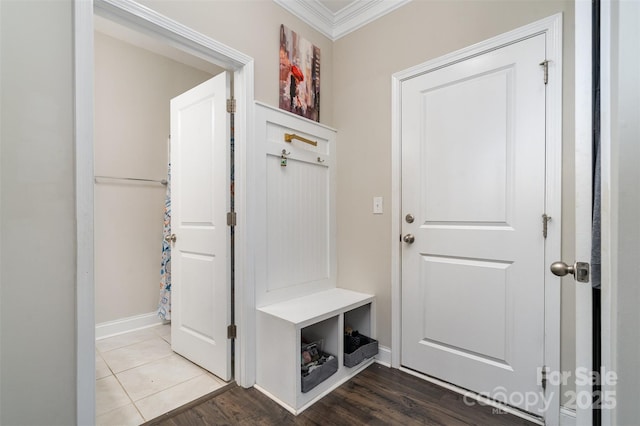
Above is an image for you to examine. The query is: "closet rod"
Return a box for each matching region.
[94,175,168,185]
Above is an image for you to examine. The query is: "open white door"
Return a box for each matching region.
[169,71,232,381]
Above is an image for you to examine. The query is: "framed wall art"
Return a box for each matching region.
[279,24,321,122]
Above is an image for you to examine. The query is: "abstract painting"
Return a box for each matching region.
[279,24,321,122]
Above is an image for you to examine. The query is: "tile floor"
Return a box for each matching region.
[96,324,227,425]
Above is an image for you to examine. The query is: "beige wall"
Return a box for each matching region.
[94,32,214,324]
[138,0,335,127]
[332,0,576,402]
[0,1,77,424]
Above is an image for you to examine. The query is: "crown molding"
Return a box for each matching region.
[274,0,411,41]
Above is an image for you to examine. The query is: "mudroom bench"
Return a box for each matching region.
[255,288,375,414]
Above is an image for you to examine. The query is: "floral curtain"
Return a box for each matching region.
[157,163,171,320]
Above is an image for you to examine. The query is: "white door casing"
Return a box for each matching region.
[599,2,640,424]
[392,14,563,423]
[170,71,232,381]
[574,1,594,424]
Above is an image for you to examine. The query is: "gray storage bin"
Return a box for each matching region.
[344,334,378,368]
[301,353,338,393]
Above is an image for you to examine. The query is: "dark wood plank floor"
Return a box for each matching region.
[146,364,536,425]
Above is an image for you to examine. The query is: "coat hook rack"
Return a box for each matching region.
[284,133,317,147]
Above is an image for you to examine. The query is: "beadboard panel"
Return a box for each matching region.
[254,102,337,307]
[266,155,330,291]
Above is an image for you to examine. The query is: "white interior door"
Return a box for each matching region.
[401,34,548,414]
[169,71,231,381]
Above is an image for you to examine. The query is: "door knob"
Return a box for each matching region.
[550,261,574,277]
[403,234,415,244]
[165,234,177,243]
[550,261,590,283]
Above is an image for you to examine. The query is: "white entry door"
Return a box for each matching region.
[169,71,232,381]
[401,35,548,414]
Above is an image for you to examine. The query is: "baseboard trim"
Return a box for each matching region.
[375,345,392,367]
[96,311,164,340]
[254,358,375,415]
[253,385,297,415]
[560,406,576,426]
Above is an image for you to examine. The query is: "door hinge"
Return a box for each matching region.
[226,211,237,226]
[227,324,237,339]
[226,98,236,114]
[542,213,552,238]
[539,60,550,85]
[538,365,549,390]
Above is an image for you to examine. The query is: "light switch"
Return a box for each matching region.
[373,196,383,214]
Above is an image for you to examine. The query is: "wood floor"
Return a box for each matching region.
[145,364,536,425]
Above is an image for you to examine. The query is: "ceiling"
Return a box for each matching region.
[318,0,357,14]
[274,0,412,41]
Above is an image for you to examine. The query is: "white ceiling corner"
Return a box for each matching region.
[274,0,411,41]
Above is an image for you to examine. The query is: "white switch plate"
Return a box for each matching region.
[373,196,383,214]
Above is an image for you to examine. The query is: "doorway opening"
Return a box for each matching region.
[390,14,563,425]
[75,1,255,423]
[93,16,231,423]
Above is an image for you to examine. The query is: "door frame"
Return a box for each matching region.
[74,0,256,423]
[598,0,620,424]
[391,14,563,424]
[574,1,594,424]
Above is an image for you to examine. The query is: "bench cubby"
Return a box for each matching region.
[255,288,375,414]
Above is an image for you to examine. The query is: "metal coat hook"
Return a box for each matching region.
[281,149,290,167]
[317,157,325,163]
